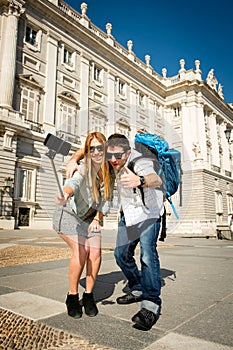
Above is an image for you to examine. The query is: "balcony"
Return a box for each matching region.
[56,130,81,145]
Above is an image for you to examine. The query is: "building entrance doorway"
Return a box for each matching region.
[18,208,30,226]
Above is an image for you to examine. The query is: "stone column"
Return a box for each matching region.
[195,103,207,167]
[79,54,90,137]
[221,122,231,172]
[0,1,24,107]
[180,101,193,171]
[106,71,115,136]
[129,84,137,137]
[209,113,220,167]
[43,34,58,128]
[148,97,155,132]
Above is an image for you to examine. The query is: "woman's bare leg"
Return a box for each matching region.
[59,233,87,294]
[85,235,101,293]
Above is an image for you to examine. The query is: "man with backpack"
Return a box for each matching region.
[106,133,164,330]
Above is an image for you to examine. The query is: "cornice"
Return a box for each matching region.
[164,79,233,120]
[24,0,166,99]
[201,83,233,117]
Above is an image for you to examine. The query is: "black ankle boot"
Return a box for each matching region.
[66,293,82,318]
[82,292,98,317]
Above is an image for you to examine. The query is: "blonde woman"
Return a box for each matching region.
[54,132,114,318]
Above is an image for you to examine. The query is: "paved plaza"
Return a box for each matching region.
[0,228,232,349]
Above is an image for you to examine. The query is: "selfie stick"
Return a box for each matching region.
[44,133,72,198]
[46,149,64,197]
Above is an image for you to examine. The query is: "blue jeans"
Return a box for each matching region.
[114,215,162,310]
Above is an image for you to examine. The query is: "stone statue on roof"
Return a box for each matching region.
[218,84,224,99]
[206,69,218,90]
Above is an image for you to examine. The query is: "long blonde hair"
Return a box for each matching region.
[84,132,114,203]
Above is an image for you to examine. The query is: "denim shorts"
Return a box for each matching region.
[53,205,101,238]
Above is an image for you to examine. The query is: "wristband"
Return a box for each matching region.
[93,217,100,222]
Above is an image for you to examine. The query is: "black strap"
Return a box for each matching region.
[127,156,146,207]
[80,205,97,223]
[159,206,167,241]
[128,156,159,208]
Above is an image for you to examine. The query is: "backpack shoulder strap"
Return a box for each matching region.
[127,155,152,208]
[127,156,142,173]
[128,155,157,173]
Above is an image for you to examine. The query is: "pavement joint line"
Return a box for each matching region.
[143,333,233,350]
[169,292,233,333]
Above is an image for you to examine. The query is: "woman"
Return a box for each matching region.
[53,132,114,318]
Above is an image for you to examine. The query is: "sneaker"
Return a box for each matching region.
[82,292,98,317]
[132,307,161,330]
[66,293,82,318]
[116,292,142,305]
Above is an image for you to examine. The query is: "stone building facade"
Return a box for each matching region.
[0,0,233,235]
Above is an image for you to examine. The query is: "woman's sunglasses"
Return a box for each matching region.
[90,145,104,153]
[105,151,125,160]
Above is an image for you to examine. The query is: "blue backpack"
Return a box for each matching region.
[128,133,181,240]
[135,133,181,201]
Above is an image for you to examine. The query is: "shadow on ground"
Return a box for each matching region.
[80,268,176,302]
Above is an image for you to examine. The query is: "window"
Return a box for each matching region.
[173,107,180,117]
[116,122,130,137]
[94,66,102,83]
[26,26,37,46]
[25,25,42,51]
[227,194,233,214]
[118,81,126,96]
[61,104,74,134]
[215,191,223,214]
[16,168,36,202]
[90,113,106,134]
[138,92,145,108]
[62,46,75,70]
[58,102,78,141]
[116,78,127,98]
[64,49,73,67]
[20,88,39,122]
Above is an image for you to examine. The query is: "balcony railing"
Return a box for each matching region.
[24,119,43,133]
[56,130,81,145]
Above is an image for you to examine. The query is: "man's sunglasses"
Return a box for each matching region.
[105,151,125,160]
[90,145,104,153]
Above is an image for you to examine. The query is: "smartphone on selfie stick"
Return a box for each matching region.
[44,133,71,198]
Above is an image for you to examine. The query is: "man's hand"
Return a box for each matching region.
[120,166,162,188]
[65,148,85,178]
[120,166,141,188]
[66,159,79,179]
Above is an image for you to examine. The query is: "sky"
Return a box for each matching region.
[66,0,233,103]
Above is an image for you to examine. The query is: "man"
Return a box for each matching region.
[105,134,163,330]
[66,133,164,330]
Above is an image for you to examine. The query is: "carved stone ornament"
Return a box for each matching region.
[206,69,218,90]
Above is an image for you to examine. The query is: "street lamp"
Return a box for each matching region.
[224,128,231,143]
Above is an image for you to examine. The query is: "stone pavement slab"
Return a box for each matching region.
[143,333,233,350]
[0,291,66,320]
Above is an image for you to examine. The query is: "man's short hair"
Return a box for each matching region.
[107,133,131,151]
